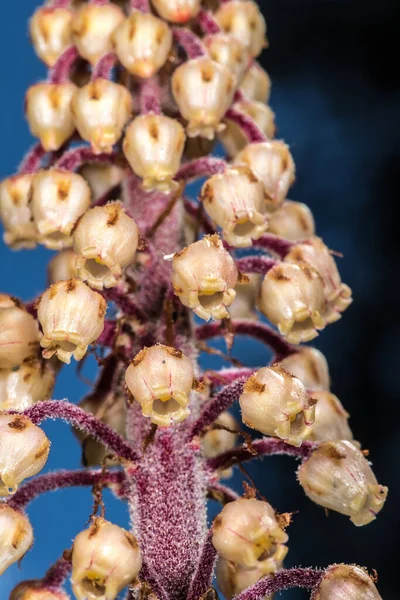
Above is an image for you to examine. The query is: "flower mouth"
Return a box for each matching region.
[233,220,258,237]
[153,398,181,417]
[85,259,112,280]
[198,292,224,310]
[80,576,106,598]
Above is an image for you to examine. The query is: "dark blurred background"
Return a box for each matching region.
[0,0,399,598]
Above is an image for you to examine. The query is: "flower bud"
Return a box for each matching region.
[0,414,50,495]
[113,12,172,78]
[47,250,79,284]
[72,4,124,65]
[0,506,33,575]
[212,498,288,572]
[25,83,77,152]
[220,101,276,158]
[279,347,330,392]
[0,359,55,411]
[125,344,194,427]
[311,564,382,600]
[229,273,260,320]
[216,558,275,600]
[9,580,70,600]
[267,200,315,241]
[79,163,125,202]
[239,365,315,446]
[71,79,133,154]
[172,235,238,321]
[259,262,326,344]
[73,202,139,290]
[200,165,268,247]
[235,141,295,211]
[298,440,388,526]
[123,115,185,193]
[172,57,235,140]
[203,411,238,458]
[215,1,267,58]
[31,170,91,250]
[37,279,106,364]
[240,63,271,103]
[0,295,40,369]
[71,518,142,600]
[308,391,354,442]
[151,0,201,23]
[203,34,250,85]
[284,237,352,323]
[0,174,37,249]
[30,7,73,67]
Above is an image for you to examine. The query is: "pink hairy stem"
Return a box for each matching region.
[186,531,217,600]
[225,107,267,143]
[252,233,295,259]
[18,143,46,174]
[197,10,221,34]
[207,481,239,503]
[234,567,324,599]
[139,77,162,115]
[203,367,255,387]
[42,558,72,590]
[91,53,117,80]
[235,255,278,274]
[55,146,123,171]
[7,469,125,510]
[172,28,206,59]
[48,46,79,84]
[131,0,151,10]
[176,157,227,182]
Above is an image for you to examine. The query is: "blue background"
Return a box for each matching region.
[1,1,399,598]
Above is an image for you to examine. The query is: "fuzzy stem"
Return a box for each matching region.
[176,157,227,182]
[139,78,162,115]
[102,286,147,321]
[252,233,295,259]
[21,401,139,461]
[197,10,221,35]
[207,482,239,503]
[225,108,266,143]
[96,319,118,347]
[48,46,79,84]
[42,558,72,589]
[7,469,124,510]
[234,567,324,599]
[55,146,123,171]
[196,319,296,360]
[206,438,317,471]
[131,0,150,10]
[51,0,73,7]
[189,379,246,439]
[235,256,277,275]
[203,367,255,387]
[172,28,206,59]
[18,143,46,174]
[92,53,117,80]
[186,531,217,600]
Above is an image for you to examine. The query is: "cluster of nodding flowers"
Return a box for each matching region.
[0,1,387,599]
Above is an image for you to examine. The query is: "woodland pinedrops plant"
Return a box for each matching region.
[0,1,388,599]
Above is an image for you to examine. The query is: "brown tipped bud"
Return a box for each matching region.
[279,347,330,392]
[239,365,315,446]
[235,141,295,211]
[172,57,235,140]
[240,63,271,103]
[71,518,142,600]
[229,273,260,320]
[200,166,268,247]
[79,163,125,202]
[71,79,133,154]
[284,237,353,323]
[112,12,172,78]
[267,200,315,241]
[9,580,70,600]
[0,295,40,369]
[215,1,267,58]
[258,262,326,344]
[30,7,73,67]
[308,391,354,442]
[216,558,275,600]
[298,440,388,526]
[151,0,201,23]
[172,235,238,321]
[311,564,382,600]
[0,506,33,575]
[125,344,194,427]
[0,359,55,411]
[123,115,185,193]
[0,414,50,495]
[203,411,238,458]
[26,83,77,152]
[0,174,37,249]
[37,279,106,364]
[220,101,276,158]
[31,170,91,250]
[72,4,124,65]
[73,202,139,290]
[203,34,250,85]
[47,249,79,284]
[212,498,288,572]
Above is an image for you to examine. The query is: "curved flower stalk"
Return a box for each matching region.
[0,2,386,600]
